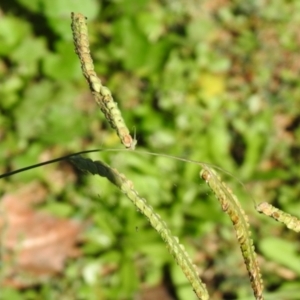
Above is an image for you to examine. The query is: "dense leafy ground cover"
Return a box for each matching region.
[1,0,300,299]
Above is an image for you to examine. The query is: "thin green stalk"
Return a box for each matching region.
[0,149,101,179]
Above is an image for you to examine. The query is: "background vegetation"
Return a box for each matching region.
[1,0,300,299]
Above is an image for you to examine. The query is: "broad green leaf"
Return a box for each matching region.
[260,237,300,274]
[15,0,41,13]
[42,40,81,80]
[11,37,47,77]
[0,16,31,55]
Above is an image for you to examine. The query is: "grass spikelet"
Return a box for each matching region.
[257,202,300,233]
[70,155,209,300]
[71,12,136,149]
[200,166,264,300]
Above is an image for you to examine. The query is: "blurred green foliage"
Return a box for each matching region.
[1,0,300,299]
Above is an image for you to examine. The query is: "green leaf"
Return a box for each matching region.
[11,37,48,77]
[41,201,75,217]
[260,237,300,274]
[15,0,42,13]
[41,0,100,38]
[42,0,100,18]
[0,16,31,55]
[112,17,149,72]
[42,40,81,80]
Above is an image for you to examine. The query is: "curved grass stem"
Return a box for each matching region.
[70,155,209,300]
[200,166,264,300]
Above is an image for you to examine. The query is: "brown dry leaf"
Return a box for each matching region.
[139,283,176,300]
[0,182,82,288]
[273,113,295,144]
